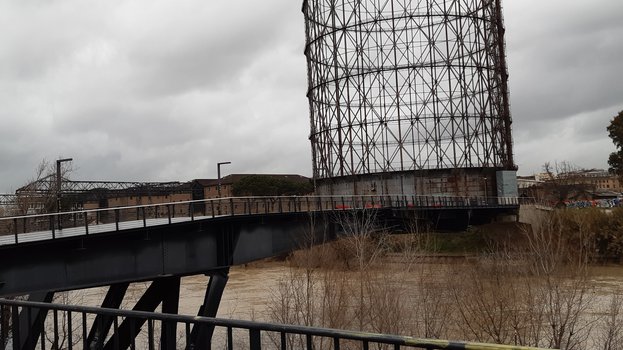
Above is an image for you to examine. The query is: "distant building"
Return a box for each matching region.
[192,174,312,199]
[517,169,622,204]
[81,174,312,210]
[558,169,622,192]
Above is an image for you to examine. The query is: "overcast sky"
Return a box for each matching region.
[1,0,622,193]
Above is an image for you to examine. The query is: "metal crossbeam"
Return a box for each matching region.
[86,283,129,348]
[103,277,181,350]
[16,176,189,196]
[0,195,16,207]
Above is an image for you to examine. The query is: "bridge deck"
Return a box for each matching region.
[0,195,522,296]
[0,215,216,246]
[0,194,521,247]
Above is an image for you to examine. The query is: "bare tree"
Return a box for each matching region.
[599,294,623,350]
[15,159,74,215]
[542,161,595,207]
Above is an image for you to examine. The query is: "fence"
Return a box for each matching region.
[0,298,549,350]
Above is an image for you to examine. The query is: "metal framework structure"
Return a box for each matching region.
[0,196,16,207]
[16,175,188,196]
[5,176,192,215]
[303,0,514,180]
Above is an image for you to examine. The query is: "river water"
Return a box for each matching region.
[57,258,623,349]
[76,260,288,320]
[74,259,623,320]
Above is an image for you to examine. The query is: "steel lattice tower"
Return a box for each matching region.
[303,0,516,197]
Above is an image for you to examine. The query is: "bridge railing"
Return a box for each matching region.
[0,298,550,350]
[0,195,522,245]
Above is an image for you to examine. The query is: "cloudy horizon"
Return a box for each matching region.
[1,0,622,193]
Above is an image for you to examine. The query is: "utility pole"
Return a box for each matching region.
[56,158,72,228]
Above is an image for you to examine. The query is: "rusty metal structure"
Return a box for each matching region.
[4,176,191,215]
[303,0,516,197]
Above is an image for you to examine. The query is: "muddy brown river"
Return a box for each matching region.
[53,258,623,350]
[73,259,623,321]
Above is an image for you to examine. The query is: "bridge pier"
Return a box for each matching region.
[87,283,129,349]
[102,276,181,350]
[190,268,229,349]
[17,292,54,350]
[7,270,232,350]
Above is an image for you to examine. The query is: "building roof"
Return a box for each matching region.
[193,174,311,186]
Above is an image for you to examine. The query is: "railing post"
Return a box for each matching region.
[11,305,19,350]
[57,212,62,231]
[278,197,283,213]
[84,212,89,235]
[13,218,18,244]
[167,205,172,224]
[50,216,55,240]
[115,209,120,231]
[190,202,195,221]
[230,198,235,216]
[142,207,147,228]
[211,200,215,218]
[249,329,261,350]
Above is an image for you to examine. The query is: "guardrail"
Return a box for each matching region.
[0,298,551,350]
[0,195,523,245]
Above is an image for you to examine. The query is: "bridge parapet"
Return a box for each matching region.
[0,195,525,246]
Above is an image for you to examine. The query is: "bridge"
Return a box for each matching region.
[0,194,528,349]
[0,194,520,295]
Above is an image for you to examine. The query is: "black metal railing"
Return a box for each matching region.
[0,195,524,246]
[0,298,550,350]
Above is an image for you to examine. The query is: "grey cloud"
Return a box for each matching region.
[0,0,620,192]
[506,0,623,125]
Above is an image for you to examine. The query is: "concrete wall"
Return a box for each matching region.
[315,168,504,198]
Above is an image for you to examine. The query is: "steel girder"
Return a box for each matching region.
[0,212,334,297]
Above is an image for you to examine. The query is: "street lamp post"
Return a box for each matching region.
[56,157,72,229]
[217,161,231,198]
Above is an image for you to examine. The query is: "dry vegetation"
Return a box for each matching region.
[268,208,623,350]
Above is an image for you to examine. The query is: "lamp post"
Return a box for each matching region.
[217,161,231,198]
[56,157,72,229]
